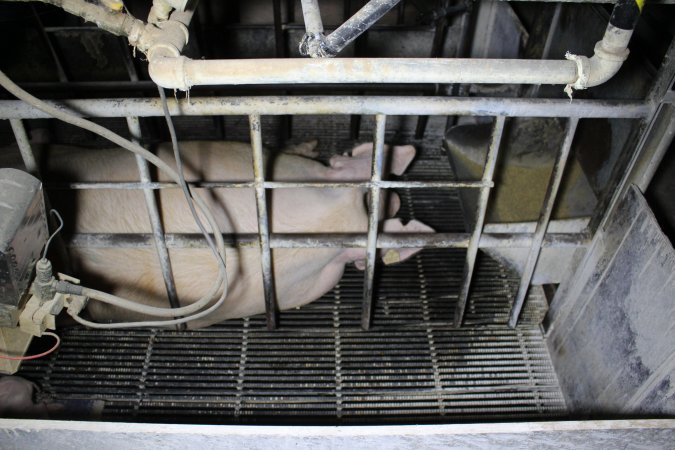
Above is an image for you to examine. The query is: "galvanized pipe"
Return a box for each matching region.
[8,119,38,174]
[323,0,402,56]
[126,117,181,312]
[45,180,489,190]
[454,116,506,328]
[508,117,580,328]
[360,114,387,330]
[0,97,649,119]
[249,114,278,330]
[67,231,591,250]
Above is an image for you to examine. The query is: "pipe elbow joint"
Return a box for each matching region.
[148,55,191,91]
[585,38,630,88]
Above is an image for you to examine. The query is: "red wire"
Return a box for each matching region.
[0,331,61,361]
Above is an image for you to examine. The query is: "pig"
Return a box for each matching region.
[40,140,434,328]
[0,376,54,418]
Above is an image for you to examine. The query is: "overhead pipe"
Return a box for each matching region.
[5,0,643,95]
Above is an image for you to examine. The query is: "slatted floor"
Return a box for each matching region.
[17,133,567,424]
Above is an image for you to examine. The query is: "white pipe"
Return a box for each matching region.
[149,57,580,91]
[564,25,634,97]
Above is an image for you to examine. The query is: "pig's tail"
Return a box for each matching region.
[0,69,228,327]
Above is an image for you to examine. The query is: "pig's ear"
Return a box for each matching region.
[381,218,434,265]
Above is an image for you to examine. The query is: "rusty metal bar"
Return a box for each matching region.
[126,117,181,313]
[67,231,591,250]
[45,180,489,190]
[361,114,387,330]
[454,116,506,327]
[508,117,580,328]
[249,114,277,330]
[0,97,649,119]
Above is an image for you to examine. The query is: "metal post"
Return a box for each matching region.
[300,0,324,34]
[454,115,506,327]
[508,117,579,328]
[529,2,563,98]
[249,114,278,330]
[9,119,39,174]
[361,114,387,330]
[126,117,182,315]
[9,118,72,272]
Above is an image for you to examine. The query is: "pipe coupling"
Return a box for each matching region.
[299,33,335,58]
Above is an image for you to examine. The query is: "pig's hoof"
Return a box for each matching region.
[382,250,401,265]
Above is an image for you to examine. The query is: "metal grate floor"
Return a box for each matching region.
[17,134,567,424]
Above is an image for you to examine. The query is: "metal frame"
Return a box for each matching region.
[0,92,652,330]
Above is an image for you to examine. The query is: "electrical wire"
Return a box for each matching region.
[0,331,60,361]
[0,69,228,327]
[42,209,64,259]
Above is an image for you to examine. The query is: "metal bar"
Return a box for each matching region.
[454,116,506,327]
[66,231,591,250]
[45,180,490,190]
[0,97,648,119]
[508,117,580,328]
[8,119,39,174]
[16,81,439,92]
[31,4,68,83]
[325,0,403,55]
[529,2,563,98]
[273,0,286,58]
[126,117,181,313]
[249,114,278,330]
[361,114,387,330]
[9,118,73,272]
[300,0,324,34]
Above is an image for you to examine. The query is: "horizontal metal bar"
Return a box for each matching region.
[16,81,441,93]
[66,231,590,249]
[45,180,489,190]
[0,97,649,119]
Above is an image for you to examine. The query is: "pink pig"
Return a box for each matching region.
[44,141,434,328]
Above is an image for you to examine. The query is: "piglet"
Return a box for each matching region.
[0,376,53,418]
[44,141,434,328]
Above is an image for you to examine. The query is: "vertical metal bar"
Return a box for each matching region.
[10,118,72,272]
[361,114,387,330]
[273,0,291,147]
[529,2,562,98]
[417,0,449,139]
[126,117,182,315]
[9,119,39,174]
[453,115,506,327]
[397,0,406,24]
[300,0,324,34]
[273,0,286,57]
[32,5,68,82]
[249,114,278,330]
[508,117,579,328]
